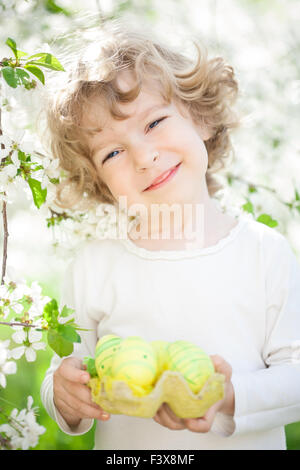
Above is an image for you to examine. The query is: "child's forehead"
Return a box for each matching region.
[81,77,173,130]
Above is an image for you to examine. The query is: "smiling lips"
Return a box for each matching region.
[143,163,181,191]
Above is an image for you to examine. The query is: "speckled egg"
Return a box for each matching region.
[108,336,158,396]
[95,334,123,379]
[167,340,214,393]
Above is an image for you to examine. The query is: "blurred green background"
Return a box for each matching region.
[1,0,300,450]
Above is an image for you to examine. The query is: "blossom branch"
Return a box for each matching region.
[227,173,300,210]
[1,200,8,286]
[0,106,9,285]
[0,321,38,328]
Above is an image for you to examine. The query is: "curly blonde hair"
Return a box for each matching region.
[45,20,239,210]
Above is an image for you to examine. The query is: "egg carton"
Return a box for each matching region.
[88,370,225,419]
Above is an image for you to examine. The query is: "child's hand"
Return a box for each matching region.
[153,354,234,433]
[53,356,110,429]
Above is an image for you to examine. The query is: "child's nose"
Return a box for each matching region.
[131,145,159,171]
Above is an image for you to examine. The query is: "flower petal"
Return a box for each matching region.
[32,341,46,351]
[28,329,42,343]
[9,346,25,360]
[12,329,26,344]
[0,372,7,388]
[3,360,17,375]
[25,347,36,362]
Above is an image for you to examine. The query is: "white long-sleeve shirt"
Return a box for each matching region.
[41,212,300,450]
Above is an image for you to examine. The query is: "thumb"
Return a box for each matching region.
[59,357,90,384]
[210,355,232,382]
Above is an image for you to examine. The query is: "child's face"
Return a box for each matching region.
[83,71,211,212]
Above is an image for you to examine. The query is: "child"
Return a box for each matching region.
[41,21,300,450]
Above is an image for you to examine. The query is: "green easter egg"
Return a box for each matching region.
[151,340,169,378]
[167,340,214,393]
[109,336,157,396]
[95,334,123,379]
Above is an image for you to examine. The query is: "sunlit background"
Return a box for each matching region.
[0,0,300,450]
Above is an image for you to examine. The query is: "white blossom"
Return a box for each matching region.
[0,130,36,202]
[0,279,50,321]
[42,156,60,180]
[0,163,18,195]
[10,328,46,363]
[0,284,14,319]
[0,340,17,388]
[0,396,45,450]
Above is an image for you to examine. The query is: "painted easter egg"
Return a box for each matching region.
[107,336,158,397]
[95,334,123,379]
[151,340,169,378]
[167,340,214,393]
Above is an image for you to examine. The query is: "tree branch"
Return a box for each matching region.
[227,173,296,209]
[0,105,9,285]
[0,321,38,328]
[1,200,8,285]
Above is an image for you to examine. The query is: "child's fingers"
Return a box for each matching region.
[62,380,102,410]
[184,404,217,433]
[210,354,232,382]
[55,393,108,421]
[55,380,110,421]
[154,403,186,430]
[57,357,90,384]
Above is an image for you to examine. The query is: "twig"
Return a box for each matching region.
[0,105,9,285]
[0,321,38,328]
[1,200,8,286]
[227,173,294,208]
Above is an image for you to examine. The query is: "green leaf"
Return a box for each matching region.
[18,295,33,312]
[295,189,300,202]
[1,66,18,88]
[5,37,17,58]
[18,150,27,162]
[27,177,47,208]
[15,67,31,86]
[256,213,278,228]
[227,174,233,186]
[49,177,60,184]
[45,0,72,16]
[43,298,59,326]
[83,356,98,378]
[47,328,74,357]
[57,324,81,343]
[16,50,28,59]
[26,52,65,71]
[31,164,44,172]
[248,185,257,193]
[60,305,74,317]
[242,200,254,215]
[24,64,45,84]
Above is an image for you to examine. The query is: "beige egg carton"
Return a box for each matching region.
[88,370,225,419]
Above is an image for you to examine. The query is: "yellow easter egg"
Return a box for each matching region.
[167,340,214,394]
[108,336,157,397]
[151,340,169,378]
[95,334,123,379]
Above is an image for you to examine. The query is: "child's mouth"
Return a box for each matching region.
[143,162,181,191]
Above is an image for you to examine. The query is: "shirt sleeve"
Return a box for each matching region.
[40,247,99,436]
[222,233,300,437]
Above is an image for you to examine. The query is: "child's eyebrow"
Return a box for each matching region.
[89,103,169,154]
[138,103,169,120]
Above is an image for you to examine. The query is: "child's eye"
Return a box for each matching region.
[148,117,166,130]
[102,118,167,164]
[103,150,120,164]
